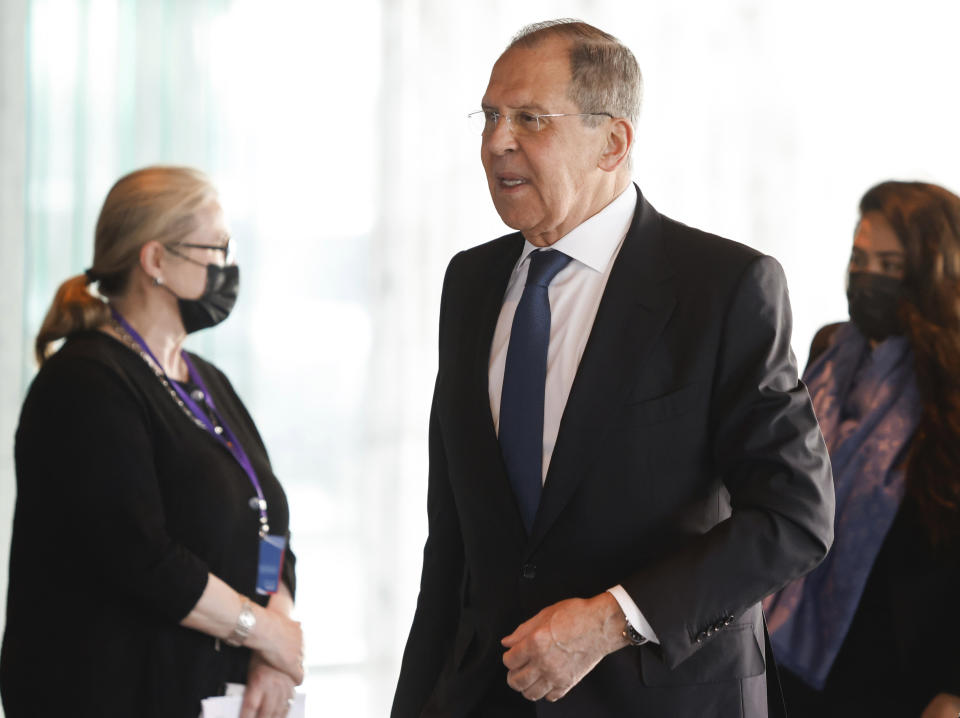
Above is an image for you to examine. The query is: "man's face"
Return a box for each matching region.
[480,36,611,246]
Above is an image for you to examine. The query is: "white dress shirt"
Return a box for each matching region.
[488,184,659,644]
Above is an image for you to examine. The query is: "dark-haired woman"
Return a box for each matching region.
[765,181,960,717]
[1,166,304,718]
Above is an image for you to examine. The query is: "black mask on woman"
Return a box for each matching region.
[846,271,903,342]
[175,264,240,334]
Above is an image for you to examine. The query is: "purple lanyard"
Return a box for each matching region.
[111,308,270,536]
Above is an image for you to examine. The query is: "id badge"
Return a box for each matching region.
[256,534,286,595]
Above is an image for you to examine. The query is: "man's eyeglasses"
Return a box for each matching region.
[467,109,613,135]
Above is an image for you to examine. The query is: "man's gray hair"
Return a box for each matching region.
[508,19,643,127]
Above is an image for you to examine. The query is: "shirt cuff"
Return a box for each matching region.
[607,585,660,645]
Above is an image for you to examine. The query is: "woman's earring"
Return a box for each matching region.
[153,276,163,287]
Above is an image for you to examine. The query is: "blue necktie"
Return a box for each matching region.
[499,249,572,534]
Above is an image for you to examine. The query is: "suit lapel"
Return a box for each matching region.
[526,192,677,553]
[454,234,529,536]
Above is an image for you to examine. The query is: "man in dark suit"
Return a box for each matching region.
[392,19,834,718]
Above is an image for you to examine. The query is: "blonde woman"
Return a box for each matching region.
[1,167,303,718]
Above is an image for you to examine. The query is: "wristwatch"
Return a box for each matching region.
[622,619,647,646]
[225,600,256,647]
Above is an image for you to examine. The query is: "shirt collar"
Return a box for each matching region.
[516,184,637,273]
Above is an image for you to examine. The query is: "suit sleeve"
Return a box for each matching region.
[622,255,835,669]
[391,260,467,718]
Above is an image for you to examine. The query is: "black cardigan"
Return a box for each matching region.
[1,330,295,717]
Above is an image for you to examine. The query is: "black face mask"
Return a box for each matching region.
[175,263,240,334]
[846,271,903,343]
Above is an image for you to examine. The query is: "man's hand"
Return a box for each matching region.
[501,592,631,702]
[921,693,960,718]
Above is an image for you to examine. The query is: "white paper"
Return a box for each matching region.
[200,683,305,718]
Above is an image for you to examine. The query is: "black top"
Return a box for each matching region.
[780,497,960,714]
[780,324,960,715]
[1,330,296,717]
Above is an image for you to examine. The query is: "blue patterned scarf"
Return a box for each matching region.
[764,322,921,690]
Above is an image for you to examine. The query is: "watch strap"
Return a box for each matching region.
[622,619,648,646]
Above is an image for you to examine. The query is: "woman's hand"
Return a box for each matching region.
[921,693,960,718]
[252,607,305,684]
[181,575,305,683]
[240,651,297,718]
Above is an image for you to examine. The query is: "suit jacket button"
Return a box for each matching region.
[521,563,536,579]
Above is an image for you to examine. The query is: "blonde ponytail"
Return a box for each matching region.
[35,275,111,364]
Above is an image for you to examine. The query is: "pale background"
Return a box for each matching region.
[1,0,959,715]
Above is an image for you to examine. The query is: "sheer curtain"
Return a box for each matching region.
[0,1,27,673]
[5,1,960,716]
